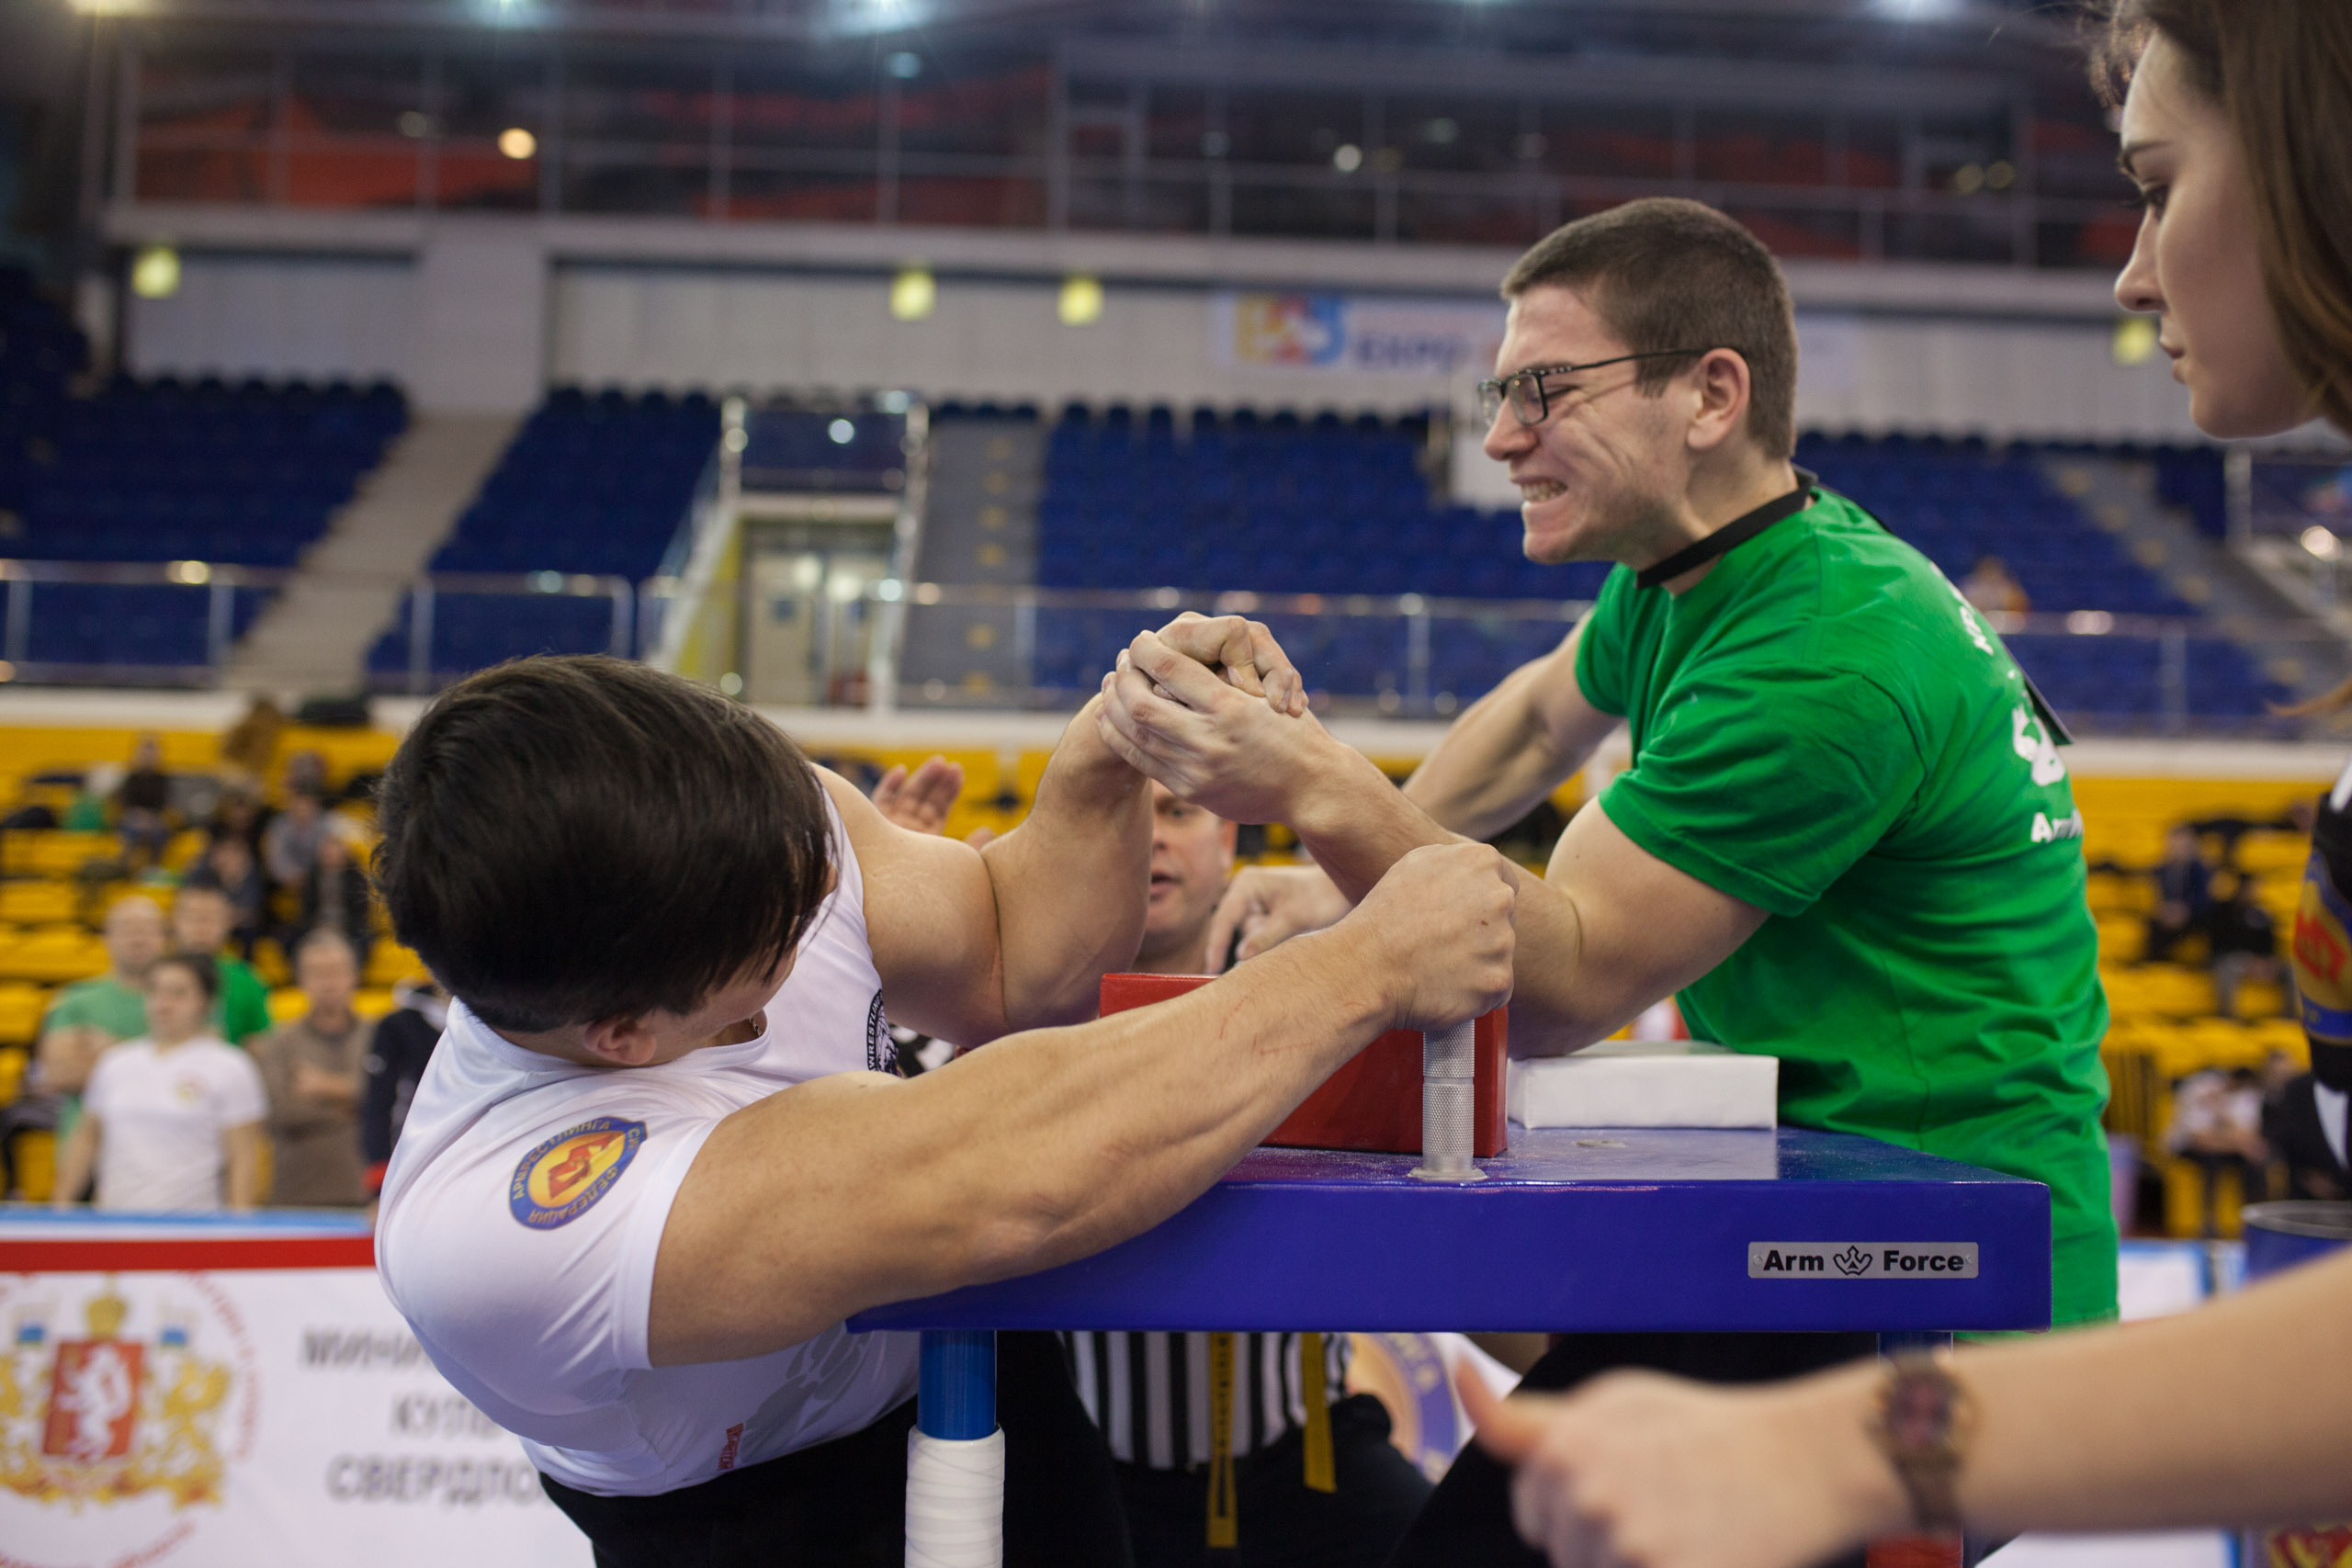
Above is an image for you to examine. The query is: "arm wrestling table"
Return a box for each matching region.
[849,1125,2052,1566]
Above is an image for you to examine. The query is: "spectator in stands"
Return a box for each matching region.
[282,748,329,800]
[2204,866,2286,1016]
[1088,782,1433,1568]
[32,893,164,1112]
[218,695,285,790]
[2263,1049,2349,1201]
[187,836,267,959]
[50,953,265,1212]
[113,733,173,872]
[1960,555,2030,617]
[298,833,374,968]
[1446,7,2352,1562]
[360,973,446,1201]
[208,784,266,856]
[2144,823,2212,961]
[2165,1066,2268,1235]
[169,882,273,1044]
[261,787,331,895]
[250,930,370,1207]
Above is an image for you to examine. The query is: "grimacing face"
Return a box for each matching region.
[2114,36,2310,439]
[1479,284,1698,568]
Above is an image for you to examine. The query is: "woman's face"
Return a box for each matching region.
[2115,36,2312,438]
[146,964,209,1043]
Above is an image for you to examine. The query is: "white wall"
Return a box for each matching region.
[555,268,2204,442]
[128,253,414,385]
[107,206,2203,442]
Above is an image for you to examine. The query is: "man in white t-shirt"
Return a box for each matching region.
[369,654,1517,1568]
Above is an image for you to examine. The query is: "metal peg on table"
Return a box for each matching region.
[1412,1020,1485,1182]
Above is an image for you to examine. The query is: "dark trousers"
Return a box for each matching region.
[540,1331,1133,1568]
[1114,1393,1431,1568]
[1385,1332,1879,1568]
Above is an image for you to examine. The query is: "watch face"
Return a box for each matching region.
[1887,1375,1953,1449]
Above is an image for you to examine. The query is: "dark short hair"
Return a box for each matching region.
[293,927,357,967]
[1501,197,1799,459]
[371,657,834,1032]
[153,951,220,1001]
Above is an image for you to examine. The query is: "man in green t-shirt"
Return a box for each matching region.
[30,893,166,1150]
[1099,198,2111,1565]
[170,882,274,1044]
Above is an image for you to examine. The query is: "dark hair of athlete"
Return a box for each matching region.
[1501,196,1801,461]
[370,656,834,1032]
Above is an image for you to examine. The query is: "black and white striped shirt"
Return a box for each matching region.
[1064,1331,1352,1470]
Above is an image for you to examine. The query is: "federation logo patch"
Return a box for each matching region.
[509,1117,646,1229]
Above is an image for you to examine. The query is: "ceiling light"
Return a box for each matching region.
[498,127,537,160]
[887,51,922,79]
[130,244,180,299]
[890,266,936,321]
[2303,525,2342,561]
[1332,143,1363,174]
[829,418,856,445]
[1058,275,1104,326]
[2111,316,2158,367]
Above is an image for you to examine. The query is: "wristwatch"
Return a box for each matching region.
[1871,1351,1976,1532]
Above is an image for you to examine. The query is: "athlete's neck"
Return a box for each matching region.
[1636,454,1804,596]
[1132,921,1216,976]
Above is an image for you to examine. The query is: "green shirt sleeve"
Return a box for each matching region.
[1596,662,1926,919]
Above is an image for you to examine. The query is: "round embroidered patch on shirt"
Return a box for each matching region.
[509,1117,647,1230]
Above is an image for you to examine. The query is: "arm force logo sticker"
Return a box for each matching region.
[510,1117,647,1229]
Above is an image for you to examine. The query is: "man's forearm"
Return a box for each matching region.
[1287,742,1637,1055]
[1406,660,1587,840]
[979,694,1152,1026]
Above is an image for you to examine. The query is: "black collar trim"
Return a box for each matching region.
[1634,468,1819,590]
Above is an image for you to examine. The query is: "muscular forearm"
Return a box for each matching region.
[1288,750,1617,1052]
[661,925,1397,1359]
[978,695,1152,1026]
[1406,660,1586,840]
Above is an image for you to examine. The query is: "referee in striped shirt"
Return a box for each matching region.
[1073,784,1430,1567]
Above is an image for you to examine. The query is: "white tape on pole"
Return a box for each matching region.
[906,1427,1005,1568]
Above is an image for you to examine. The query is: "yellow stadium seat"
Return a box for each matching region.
[366,941,425,988]
[266,987,307,1024]
[2100,964,2216,1021]
[0,882,77,926]
[0,925,108,985]
[10,1125,54,1200]
[4,831,119,879]
[2094,915,2144,964]
[0,1044,24,1106]
[2084,872,2151,918]
[0,983,47,1046]
[356,987,395,1021]
[2238,832,2310,876]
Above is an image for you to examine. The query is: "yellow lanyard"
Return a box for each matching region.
[1206,1332,1337,1549]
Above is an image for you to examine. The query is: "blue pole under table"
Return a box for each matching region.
[918,1329,998,1440]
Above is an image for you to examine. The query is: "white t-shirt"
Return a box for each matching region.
[377,798,920,1497]
[84,1037,266,1212]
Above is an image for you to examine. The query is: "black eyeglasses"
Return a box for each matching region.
[1476,348,1717,427]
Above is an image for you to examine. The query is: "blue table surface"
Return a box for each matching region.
[851,1127,2052,1336]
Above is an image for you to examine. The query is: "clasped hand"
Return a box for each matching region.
[1094,612,1330,826]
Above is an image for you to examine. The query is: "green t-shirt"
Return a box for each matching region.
[43,976,148,1043]
[214,953,273,1045]
[1575,487,2116,1327]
